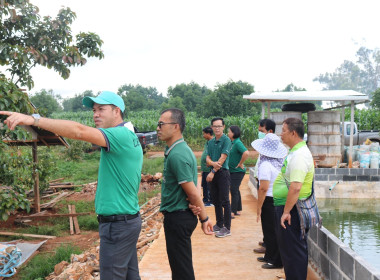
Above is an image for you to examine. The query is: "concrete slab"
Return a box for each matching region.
[139,175,321,280]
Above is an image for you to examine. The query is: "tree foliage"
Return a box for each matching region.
[211,80,258,117]
[30,89,62,116]
[167,82,212,112]
[0,75,34,141]
[118,84,166,112]
[0,0,104,89]
[313,47,380,96]
[62,90,95,112]
[160,96,187,112]
[371,88,380,108]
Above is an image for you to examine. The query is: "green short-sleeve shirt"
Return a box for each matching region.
[229,138,248,173]
[273,141,314,206]
[200,142,211,172]
[160,138,198,212]
[207,134,232,169]
[96,125,143,215]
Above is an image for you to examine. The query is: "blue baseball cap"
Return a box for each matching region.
[82,91,125,112]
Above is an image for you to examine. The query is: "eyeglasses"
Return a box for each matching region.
[212,125,223,129]
[157,121,177,128]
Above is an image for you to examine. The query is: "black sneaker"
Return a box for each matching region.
[262,263,283,269]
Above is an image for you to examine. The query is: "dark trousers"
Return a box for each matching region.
[274,205,308,280]
[229,172,244,214]
[210,168,232,230]
[201,171,211,203]
[163,210,198,280]
[261,197,282,266]
[99,215,142,280]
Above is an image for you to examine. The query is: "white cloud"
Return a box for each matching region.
[21,0,380,98]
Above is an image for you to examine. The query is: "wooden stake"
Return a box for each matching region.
[71,205,81,234]
[68,205,74,235]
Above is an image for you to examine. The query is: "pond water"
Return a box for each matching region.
[318,198,380,271]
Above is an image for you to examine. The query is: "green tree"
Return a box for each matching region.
[371,88,380,108]
[167,82,212,112]
[196,91,222,118]
[211,80,258,117]
[118,84,166,111]
[0,0,104,90]
[0,75,33,140]
[62,90,95,112]
[313,47,380,95]
[160,96,187,112]
[30,89,62,116]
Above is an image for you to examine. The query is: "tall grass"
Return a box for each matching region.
[18,244,81,280]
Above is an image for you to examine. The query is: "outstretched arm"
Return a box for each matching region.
[0,111,106,147]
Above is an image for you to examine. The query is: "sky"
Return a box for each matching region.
[24,0,380,98]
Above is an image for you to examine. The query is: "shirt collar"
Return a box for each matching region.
[165,138,184,156]
[290,141,306,153]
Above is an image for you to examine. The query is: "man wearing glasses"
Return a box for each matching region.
[206,117,232,238]
[157,108,213,280]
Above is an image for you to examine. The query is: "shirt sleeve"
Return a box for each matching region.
[221,138,232,155]
[169,152,195,185]
[236,141,248,154]
[100,126,134,153]
[258,161,271,181]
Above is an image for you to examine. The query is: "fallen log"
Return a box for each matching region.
[0,231,56,239]
[38,191,73,209]
[17,212,92,219]
[49,178,65,183]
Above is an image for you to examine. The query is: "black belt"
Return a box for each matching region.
[97,213,139,223]
[162,208,191,215]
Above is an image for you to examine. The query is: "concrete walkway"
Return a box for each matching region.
[139,175,320,280]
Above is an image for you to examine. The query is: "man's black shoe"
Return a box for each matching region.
[262,263,283,269]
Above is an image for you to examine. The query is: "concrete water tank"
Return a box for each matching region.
[269,111,303,137]
[307,111,342,167]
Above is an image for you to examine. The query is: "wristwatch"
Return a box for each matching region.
[32,114,41,126]
[199,216,209,223]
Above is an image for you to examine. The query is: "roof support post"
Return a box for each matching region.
[261,102,265,118]
[341,102,345,162]
[32,142,40,213]
[348,101,354,168]
[267,102,271,118]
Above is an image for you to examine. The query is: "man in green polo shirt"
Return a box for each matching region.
[206,117,232,238]
[157,108,213,280]
[1,91,143,280]
[273,117,314,280]
[201,126,214,207]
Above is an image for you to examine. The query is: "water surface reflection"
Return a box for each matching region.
[318,198,380,270]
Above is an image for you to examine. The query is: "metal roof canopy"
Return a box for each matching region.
[243,90,369,104]
[2,125,69,147]
[243,90,371,168]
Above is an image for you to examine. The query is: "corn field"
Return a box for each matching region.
[52,111,261,146]
[52,108,379,147]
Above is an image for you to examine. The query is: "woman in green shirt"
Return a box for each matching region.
[228,125,249,217]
